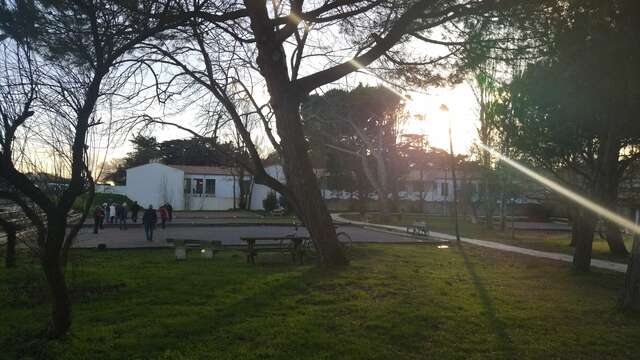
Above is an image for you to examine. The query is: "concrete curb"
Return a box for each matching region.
[76,222,301,229]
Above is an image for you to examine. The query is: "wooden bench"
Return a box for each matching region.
[270,208,286,216]
[406,221,430,237]
[166,238,223,260]
[240,236,309,264]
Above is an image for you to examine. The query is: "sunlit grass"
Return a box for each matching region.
[2,246,639,359]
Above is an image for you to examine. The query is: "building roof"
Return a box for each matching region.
[166,165,237,176]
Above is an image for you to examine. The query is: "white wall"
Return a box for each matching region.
[125,163,184,210]
[183,174,239,211]
[249,165,286,210]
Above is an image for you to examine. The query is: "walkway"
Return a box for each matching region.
[331,214,628,273]
[73,223,440,249]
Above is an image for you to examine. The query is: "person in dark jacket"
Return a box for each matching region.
[142,205,157,241]
[118,203,128,230]
[93,205,105,234]
[131,201,140,223]
[104,202,111,224]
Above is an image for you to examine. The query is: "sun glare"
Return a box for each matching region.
[403,89,478,154]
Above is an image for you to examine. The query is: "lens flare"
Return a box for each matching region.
[477,143,640,235]
[349,54,636,235]
[346,56,636,235]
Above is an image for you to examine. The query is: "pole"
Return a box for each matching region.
[449,117,461,242]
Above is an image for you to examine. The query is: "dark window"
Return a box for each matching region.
[440,182,449,196]
[205,179,216,195]
[241,179,252,193]
[184,178,191,194]
[194,179,203,194]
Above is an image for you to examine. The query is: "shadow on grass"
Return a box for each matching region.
[455,241,515,358]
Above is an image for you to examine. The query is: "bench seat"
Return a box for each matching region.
[167,238,223,260]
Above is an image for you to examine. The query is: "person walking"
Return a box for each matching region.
[119,202,128,230]
[104,202,110,224]
[165,203,173,221]
[159,205,169,229]
[109,202,116,224]
[142,205,157,241]
[131,201,140,223]
[93,205,105,234]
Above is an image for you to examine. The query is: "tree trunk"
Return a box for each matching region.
[418,169,424,213]
[596,128,627,255]
[275,102,347,266]
[43,258,71,338]
[1,219,17,268]
[604,221,629,256]
[573,211,596,272]
[40,218,72,338]
[568,207,577,247]
[499,190,506,232]
[621,210,640,311]
[245,3,346,266]
[360,152,390,221]
[570,224,578,247]
[355,169,368,217]
[42,233,71,338]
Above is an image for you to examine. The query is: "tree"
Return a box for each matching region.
[470,68,502,228]
[398,134,430,213]
[105,136,239,184]
[0,0,183,338]
[105,135,161,184]
[135,0,524,266]
[500,0,640,271]
[303,86,407,220]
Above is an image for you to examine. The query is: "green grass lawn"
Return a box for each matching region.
[343,213,634,263]
[2,245,639,359]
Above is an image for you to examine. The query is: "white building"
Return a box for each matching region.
[123,163,292,211]
[400,168,483,202]
[125,163,251,211]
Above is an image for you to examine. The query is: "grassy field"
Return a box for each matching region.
[2,245,639,359]
[342,213,634,263]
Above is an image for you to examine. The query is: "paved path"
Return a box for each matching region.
[332,214,628,273]
[73,224,439,249]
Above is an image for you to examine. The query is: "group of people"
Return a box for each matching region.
[93,201,132,233]
[93,200,173,241]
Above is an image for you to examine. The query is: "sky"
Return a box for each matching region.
[105,78,480,162]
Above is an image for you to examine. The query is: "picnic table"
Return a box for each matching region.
[406,221,430,237]
[166,238,223,260]
[240,235,310,264]
[270,208,286,216]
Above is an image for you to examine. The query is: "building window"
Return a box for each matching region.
[184,178,191,194]
[440,182,449,197]
[194,179,203,195]
[205,179,216,195]
[241,179,252,193]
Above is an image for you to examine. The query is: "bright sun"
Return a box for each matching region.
[402,86,479,155]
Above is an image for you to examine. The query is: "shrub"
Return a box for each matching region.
[278,194,293,213]
[262,192,278,212]
[73,192,134,212]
